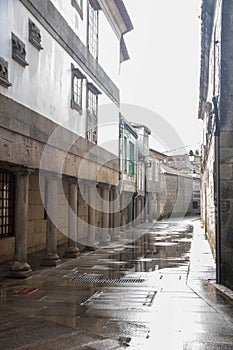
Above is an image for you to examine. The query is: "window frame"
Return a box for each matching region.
[71,64,86,113]
[193,179,200,191]
[155,161,160,182]
[123,136,127,174]
[129,141,135,176]
[87,0,100,60]
[0,170,15,238]
[86,82,101,144]
[71,0,83,19]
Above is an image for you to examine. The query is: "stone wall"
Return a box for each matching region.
[219,0,233,289]
[160,172,193,218]
[200,139,216,255]
[0,95,119,263]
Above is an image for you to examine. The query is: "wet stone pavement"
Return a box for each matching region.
[1,218,233,349]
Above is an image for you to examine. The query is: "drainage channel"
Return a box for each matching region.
[71,276,145,284]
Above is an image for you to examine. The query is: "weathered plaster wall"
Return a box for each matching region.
[0,0,120,154]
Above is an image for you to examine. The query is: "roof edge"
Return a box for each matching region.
[114,0,133,34]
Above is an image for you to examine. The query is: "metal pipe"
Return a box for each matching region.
[213,95,221,284]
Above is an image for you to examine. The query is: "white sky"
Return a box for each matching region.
[120,0,202,154]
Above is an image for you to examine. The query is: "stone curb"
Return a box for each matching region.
[214,283,233,303]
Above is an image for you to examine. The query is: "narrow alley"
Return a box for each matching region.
[2,0,233,349]
[0,218,233,349]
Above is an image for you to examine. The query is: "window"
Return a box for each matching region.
[29,19,43,51]
[148,160,153,180]
[86,82,101,143]
[88,0,99,59]
[0,57,12,88]
[193,179,200,191]
[129,141,135,176]
[123,136,127,173]
[71,0,83,19]
[0,170,15,237]
[12,33,28,67]
[71,64,86,112]
[193,201,198,209]
[193,193,200,199]
[155,161,160,182]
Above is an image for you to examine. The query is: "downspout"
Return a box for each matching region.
[132,148,139,226]
[144,164,147,222]
[213,95,221,284]
[119,114,124,229]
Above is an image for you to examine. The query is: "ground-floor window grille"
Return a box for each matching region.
[0,170,15,237]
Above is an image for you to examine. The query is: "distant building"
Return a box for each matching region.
[192,175,201,216]
[156,151,200,218]
[160,164,193,218]
[148,149,163,221]
[129,122,151,223]
[119,114,138,228]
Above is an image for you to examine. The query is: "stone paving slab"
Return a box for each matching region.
[0,218,233,349]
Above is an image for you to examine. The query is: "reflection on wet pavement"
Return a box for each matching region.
[0,219,233,349]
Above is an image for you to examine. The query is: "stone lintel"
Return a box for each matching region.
[97,183,111,191]
[10,165,35,176]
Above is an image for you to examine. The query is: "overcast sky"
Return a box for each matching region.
[120,0,202,154]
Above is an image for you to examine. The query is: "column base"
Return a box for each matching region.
[41,253,61,267]
[83,245,96,251]
[64,246,80,258]
[99,234,111,246]
[111,235,121,242]
[111,230,121,241]
[8,261,32,279]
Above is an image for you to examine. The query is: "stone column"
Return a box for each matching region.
[64,177,80,258]
[99,183,111,245]
[41,174,61,266]
[9,167,33,278]
[142,196,146,223]
[127,194,133,228]
[86,181,98,248]
[109,187,113,235]
[120,192,126,232]
[143,194,147,223]
[137,196,142,225]
[148,192,153,223]
[111,186,121,241]
[157,193,161,219]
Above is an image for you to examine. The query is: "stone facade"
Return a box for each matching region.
[148,149,162,221]
[119,115,138,228]
[0,0,133,275]
[219,0,233,288]
[199,0,233,289]
[160,165,193,218]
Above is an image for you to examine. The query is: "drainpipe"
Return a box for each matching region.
[144,166,147,222]
[213,95,221,284]
[119,115,123,230]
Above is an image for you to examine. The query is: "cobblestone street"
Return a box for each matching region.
[0,218,232,349]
